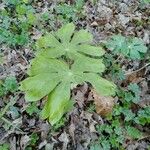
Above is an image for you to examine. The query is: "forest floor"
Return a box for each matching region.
[0,0,150,150]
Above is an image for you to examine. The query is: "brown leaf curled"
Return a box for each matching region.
[91,89,114,117]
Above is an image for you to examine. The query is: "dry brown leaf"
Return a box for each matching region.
[125,72,144,84]
[122,66,147,86]
[91,89,114,117]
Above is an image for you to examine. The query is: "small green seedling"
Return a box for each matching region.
[0,1,37,46]
[26,102,40,116]
[0,76,18,97]
[135,107,150,125]
[52,117,67,131]
[126,126,142,139]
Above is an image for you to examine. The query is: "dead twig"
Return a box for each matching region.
[137,135,150,141]
[125,63,150,76]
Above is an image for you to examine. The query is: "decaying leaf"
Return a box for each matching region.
[20,135,30,150]
[58,132,69,150]
[91,89,114,117]
[122,66,146,86]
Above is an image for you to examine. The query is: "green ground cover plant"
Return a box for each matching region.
[0,76,18,97]
[90,77,150,149]
[89,34,149,149]
[0,0,51,47]
[26,102,40,116]
[0,0,35,46]
[55,0,85,23]
[0,143,9,150]
[106,34,147,59]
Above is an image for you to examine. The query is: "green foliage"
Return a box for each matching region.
[128,83,140,93]
[135,107,150,125]
[24,133,39,149]
[90,144,101,150]
[87,103,96,113]
[94,115,143,149]
[141,0,150,4]
[95,122,125,149]
[0,143,9,150]
[127,83,140,103]
[0,76,18,97]
[123,109,135,121]
[106,34,147,59]
[4,0,20,5]
[0,1,38,46]
[22,0,29,3]
[90,37,149,149]
[116,83,140,104]
[4,76,18,92]
[20,23,116,125]
[110,64,125,81]
[126,126,142,139]
[1,1,149,149]
[56,0,85,22]
[113,88,150,126]
[26,102,40,116]
[91,82,148,149]
[29,133,39,146]
[9,106,20,119]
[25,133,39,150]
[0,52,4,64]
[0,84,5,97]
[52,117,67,131]
[103,53,126,83]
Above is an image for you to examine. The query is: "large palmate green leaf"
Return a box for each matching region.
[36,23,105,60]
[20,55,115,123]
[20,23,116,125]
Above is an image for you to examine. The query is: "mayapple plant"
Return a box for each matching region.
[20,23,116,125]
